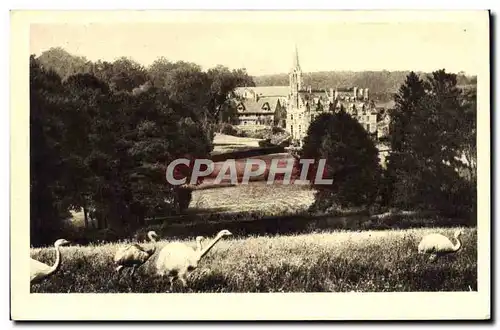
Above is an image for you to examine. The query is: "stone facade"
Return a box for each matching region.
[285,47,390,147]
[232,47,393,143]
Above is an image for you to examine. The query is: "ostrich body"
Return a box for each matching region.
[418,229,463,261]
[155,230,231,291]
[30,239,70,283]
[114,231,159,277]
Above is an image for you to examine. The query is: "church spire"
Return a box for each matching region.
[289,43,303,102]
[293,44,301,71]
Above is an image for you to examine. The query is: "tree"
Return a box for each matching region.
[88,57,148,92]
[389,72,426,154]
[274,101,287,127]
[36,47,90,81]
[207,65,254,124]
[459,87,477,183]
[301,111,382,210]
[386,70,476,216]
[148,60,254,127]
[30,56,73,245]
[30,53,216,244]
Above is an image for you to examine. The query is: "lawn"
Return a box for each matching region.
[30,226,476,293]
[189,181,316,214]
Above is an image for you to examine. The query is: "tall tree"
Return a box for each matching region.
[30,55,71,245]
[37,47,89,80]
[387,69,475,216]
[301,111,382,210]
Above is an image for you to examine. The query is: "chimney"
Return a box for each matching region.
[364,88,369,100]
[308,85,312,93]
[334,88,338,100]
[330,88,334,99]
[353,87,358,100]
[359,88,363,98]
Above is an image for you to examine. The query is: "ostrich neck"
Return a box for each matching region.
[148,233,157,243]
[453,236,462,252]
[197,235,223,261]
[48,245,62,276]
[148,234,157,254]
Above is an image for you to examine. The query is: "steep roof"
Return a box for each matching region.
[236,98,280,114]
[299,91,331,105]
[235,86,290,98]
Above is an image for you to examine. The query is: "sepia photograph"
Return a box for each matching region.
[10,9,490,320]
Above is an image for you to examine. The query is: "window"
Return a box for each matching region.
[299,125,302,132]
[291,114,294,120]
[291,125,294,135]
[367,124,370,132]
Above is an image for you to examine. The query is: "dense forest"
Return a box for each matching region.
[30,47,254,246]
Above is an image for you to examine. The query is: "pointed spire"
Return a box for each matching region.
[293,43,300,71]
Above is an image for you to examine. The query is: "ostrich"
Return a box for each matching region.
[114,230,159,278]
[418,229,463,261]
[30,238,70,283]
[155,230,232,291]
[195,236,205,251]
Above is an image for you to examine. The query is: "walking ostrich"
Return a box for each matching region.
[418,229,463,261]
[30,238,70,283]
[155,230,232,291]
[114,231,159,278]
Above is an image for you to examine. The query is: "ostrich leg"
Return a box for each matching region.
[115,265,125,281]
[178,272,189,292]
[168,276,175,292]
[131,265,137,277]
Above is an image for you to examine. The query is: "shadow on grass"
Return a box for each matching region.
[139,212,476,242]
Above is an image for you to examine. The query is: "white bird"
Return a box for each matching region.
[418,229,463,261]
[114,231,159,278]
[195,235,205,251]
[155,230,232,291]
[30,238,70,283]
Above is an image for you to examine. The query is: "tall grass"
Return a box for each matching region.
[30,227,476,293]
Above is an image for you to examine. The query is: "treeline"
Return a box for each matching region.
[254,70,477,101]
[301,69,476,219]
[30,48,255,246]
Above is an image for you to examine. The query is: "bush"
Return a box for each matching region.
[272,126,286,134]
[258,139,274,147]
[218,123,238,136]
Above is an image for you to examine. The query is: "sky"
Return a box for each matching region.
[30,19,483,76]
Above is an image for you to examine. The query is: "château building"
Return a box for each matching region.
[232,46,393,146]
[286,46,380,147]
[232,86,287,126]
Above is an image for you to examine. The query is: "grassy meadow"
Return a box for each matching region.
[50,138,476,294]
[190,181,315,214]
[30,226,476,293]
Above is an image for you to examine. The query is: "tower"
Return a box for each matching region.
[289,44,303,105]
